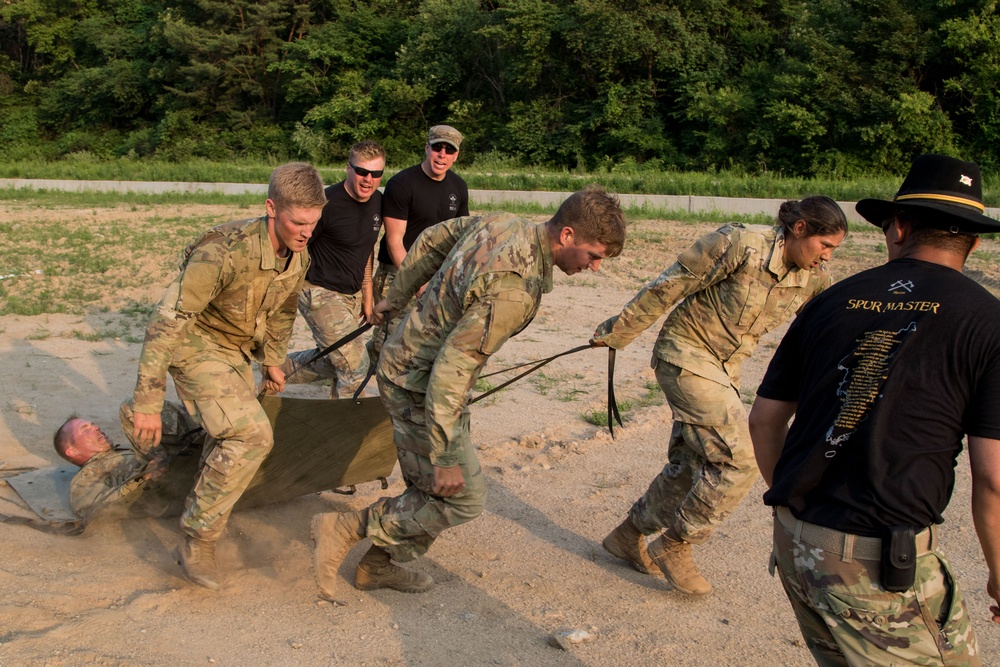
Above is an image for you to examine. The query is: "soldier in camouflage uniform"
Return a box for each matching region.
[751,155,1000,665]
[311,185,626,599]
[54,400,204,517]
[594,196,847,596]
[130,162,326,590]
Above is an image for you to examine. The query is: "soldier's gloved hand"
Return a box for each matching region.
[590,338,608,347]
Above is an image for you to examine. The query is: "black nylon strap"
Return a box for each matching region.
[470,344,592,404]
[351,319,390,403]
[607,348,623,439]
[285,322,374,383]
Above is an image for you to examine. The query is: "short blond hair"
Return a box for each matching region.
[349,141,386,165]
[546,185,626,257]
[267,162,326,210]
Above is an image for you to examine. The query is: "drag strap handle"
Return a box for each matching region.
[470,344,592,404]
[607,348,623,439]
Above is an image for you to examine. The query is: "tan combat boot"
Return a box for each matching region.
[176,534,221,591]
[312,509,368,601]
[647,530,712,596]
[354,545,434,593]
[601,516,662,577]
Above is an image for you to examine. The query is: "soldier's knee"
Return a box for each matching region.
[450,470,486,523]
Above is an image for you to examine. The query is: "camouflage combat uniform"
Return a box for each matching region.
[771,508,979,666]
[369,213,553,561]
[593,224,830,544]
[282,285,369,397]
[132,216,307,541]
[69,400,202,517]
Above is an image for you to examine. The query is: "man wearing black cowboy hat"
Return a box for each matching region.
[749,153,1000,666]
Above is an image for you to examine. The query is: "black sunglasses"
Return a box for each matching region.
[350,163,384,179]
[430,142,458,155]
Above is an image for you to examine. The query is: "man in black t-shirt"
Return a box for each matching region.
[749,154,1000,666]
[369,125,469,358]
[281,141,385,398]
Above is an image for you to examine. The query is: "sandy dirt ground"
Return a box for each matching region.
[2,209,1000,666]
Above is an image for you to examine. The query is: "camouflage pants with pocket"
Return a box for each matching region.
[629,361,758,544]
[170,355,273,542]
[119,398,203,457]
[771,513,979,666]
[365,378,486,562]
[282,284,369,399]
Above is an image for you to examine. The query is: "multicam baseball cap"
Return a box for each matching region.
[427,125,463,150]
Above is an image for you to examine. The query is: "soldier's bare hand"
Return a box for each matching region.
[432,465,465,497]
[262,365,286,393]
[988,575,1000,623]
[361,298,375,325]
[133,411,163,449]
[372,299,397,326]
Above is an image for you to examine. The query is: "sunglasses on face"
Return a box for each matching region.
[430,142,458,155]
[350,163,384,179]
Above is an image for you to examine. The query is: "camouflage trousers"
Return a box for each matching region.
[281,284,369,399]
[771,509,979,666]
[365,378,486,562]
[629,361,758,544]
[170,354,273,542]
[119,398,203,457]
[367,263,410,363]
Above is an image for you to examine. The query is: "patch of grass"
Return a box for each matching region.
[636,381,664,408]
[530,371,587,401]
[0,194,234,315]
[474,377,495,393]
[119,299,156,318]
[25,328,51,340]
[70,323,129,341]
[582,399,634,427]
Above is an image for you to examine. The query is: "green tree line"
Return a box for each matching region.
[2,0,998,176]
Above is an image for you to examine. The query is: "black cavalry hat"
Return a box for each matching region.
[856,153,1000,234]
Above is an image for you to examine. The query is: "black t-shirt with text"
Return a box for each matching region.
[306,182,382,294]
[759,258,1000,536]
[376,164,469,266]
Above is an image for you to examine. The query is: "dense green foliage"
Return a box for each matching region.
[3,0,999,176]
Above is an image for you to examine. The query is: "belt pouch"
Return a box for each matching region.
[880,526,917,592]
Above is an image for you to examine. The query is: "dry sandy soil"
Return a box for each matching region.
[2,204,1000,666]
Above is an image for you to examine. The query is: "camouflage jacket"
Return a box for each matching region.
[593,224,830,388]
[69,449,144,516]
[133,216,308,414]
[378,213,554,466]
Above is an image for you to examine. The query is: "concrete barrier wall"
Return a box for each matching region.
[3,178,998,224]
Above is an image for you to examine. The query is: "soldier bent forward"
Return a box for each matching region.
[593,197,847,595]
[311,185,626,599]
